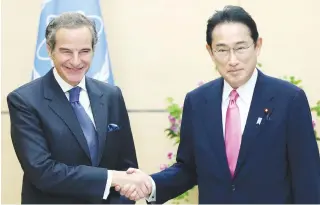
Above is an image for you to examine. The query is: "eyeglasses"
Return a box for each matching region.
[212,43,254,59]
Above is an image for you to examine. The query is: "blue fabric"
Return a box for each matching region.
[69,86,98,166]
[150,70,320,204]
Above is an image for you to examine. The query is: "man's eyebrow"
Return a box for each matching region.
[235,41,248,45]
[215,43,228,47]
[59,47,72,51]
[215,41,248,47]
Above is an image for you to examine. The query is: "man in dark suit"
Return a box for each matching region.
[7,12,151,204]
[117,5,320,203]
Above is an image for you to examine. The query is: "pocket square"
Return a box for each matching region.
[107,123,120,132]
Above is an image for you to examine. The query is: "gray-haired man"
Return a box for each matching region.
[7,12,151,204]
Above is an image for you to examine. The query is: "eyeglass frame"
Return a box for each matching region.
[211,42,255,59]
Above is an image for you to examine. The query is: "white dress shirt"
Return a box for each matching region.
[53,68,112,200]
[222,68,258,136]
[148,68,258,202]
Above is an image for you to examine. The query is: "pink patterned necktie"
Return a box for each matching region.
[225,89,241,177]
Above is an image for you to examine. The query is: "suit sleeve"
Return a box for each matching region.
[7,91,108,198]
[114,86,138,171]
[112,87,138,204]
[286,89,320,203]
[150,94,197,204]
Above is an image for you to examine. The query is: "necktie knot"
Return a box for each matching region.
[229,90,239,102]
[69,86,81,103]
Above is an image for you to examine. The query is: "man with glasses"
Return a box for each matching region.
[115,5,320,204]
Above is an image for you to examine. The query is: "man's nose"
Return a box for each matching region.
[228,50,239,67]
[70,53,81,67]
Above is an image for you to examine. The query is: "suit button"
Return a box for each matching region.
[232,184,236,191]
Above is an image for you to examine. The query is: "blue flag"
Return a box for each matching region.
[33,0,114,85]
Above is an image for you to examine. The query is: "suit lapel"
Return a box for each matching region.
[202,78,231,179]
[86,78,108,165]
[234,71,274,177]
[43,70,91,160]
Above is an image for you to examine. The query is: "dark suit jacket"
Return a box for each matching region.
[7,69,138,204]
[151,70,320,204]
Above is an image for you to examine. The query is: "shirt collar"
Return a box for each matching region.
[53,68,87,93]
[222,68,258,104]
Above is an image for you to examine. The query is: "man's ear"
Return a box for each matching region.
[255,37,263,56]
[206,44,213,56]
[46,44,53,58]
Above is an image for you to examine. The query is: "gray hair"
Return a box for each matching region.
[45,12,98,51]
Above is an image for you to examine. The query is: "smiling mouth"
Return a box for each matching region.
[64,66,83,70]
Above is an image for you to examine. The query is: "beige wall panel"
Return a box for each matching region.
[240,0,320,106]
[100,0,239,109]
[2,0,43,110]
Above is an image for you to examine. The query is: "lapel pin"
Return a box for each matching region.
[264,108,273,120]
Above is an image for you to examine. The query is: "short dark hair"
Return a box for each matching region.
[206,5,259,47]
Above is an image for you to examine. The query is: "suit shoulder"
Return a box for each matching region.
[87,78,120,94]
[7,77,43,99]
[264,74,303,96]
[187,77,222,97]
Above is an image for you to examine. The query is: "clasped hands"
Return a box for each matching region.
[112,168,153,201]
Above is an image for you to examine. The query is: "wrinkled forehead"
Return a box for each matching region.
[211,22,252,47]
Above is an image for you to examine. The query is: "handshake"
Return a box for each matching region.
[112,168,154,201]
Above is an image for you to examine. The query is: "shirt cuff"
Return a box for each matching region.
[145,176,156,202]
[103,170,113,200]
